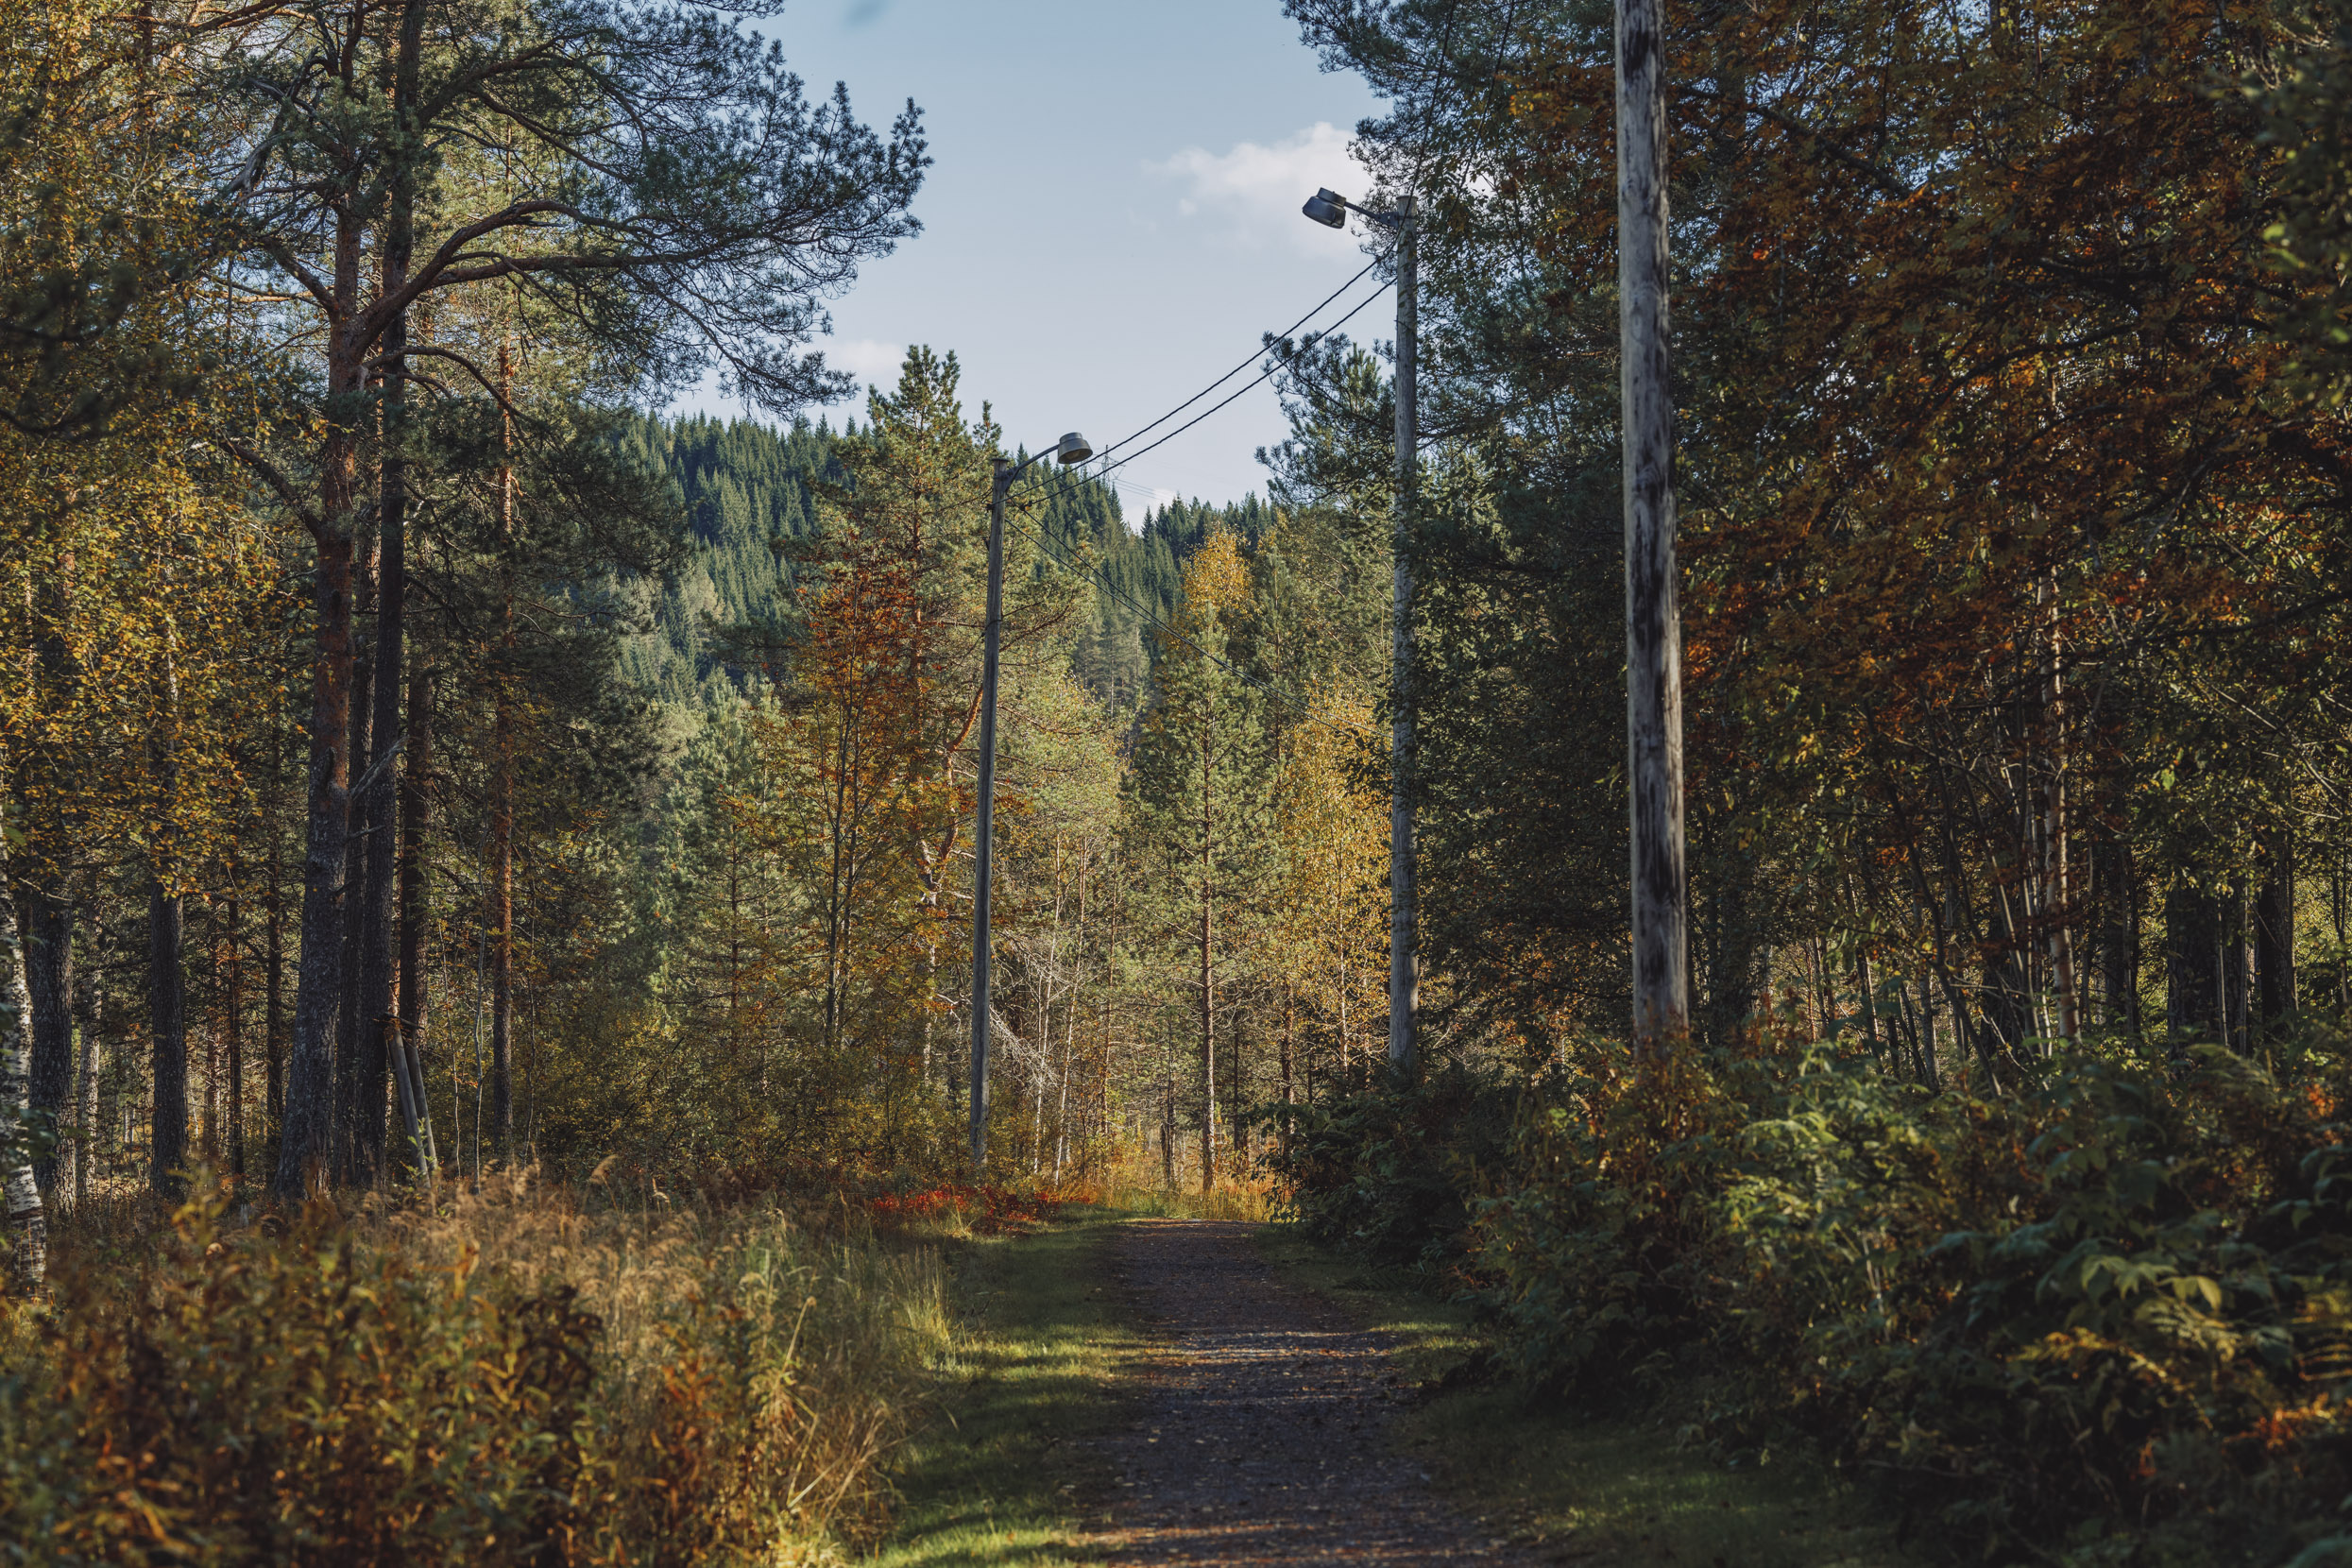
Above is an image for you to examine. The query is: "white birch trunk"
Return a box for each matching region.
[0,831,49,1287]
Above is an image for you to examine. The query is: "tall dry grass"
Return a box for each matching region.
[1091,1157,1280,1223]
[0,1169,946,1567]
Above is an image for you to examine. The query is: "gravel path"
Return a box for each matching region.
[1080,1219,1543,1566]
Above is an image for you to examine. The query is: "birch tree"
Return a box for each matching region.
[0,805,46,1288]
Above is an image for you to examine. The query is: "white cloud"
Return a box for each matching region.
[826,336,908,393]
[1148,123,1367,252]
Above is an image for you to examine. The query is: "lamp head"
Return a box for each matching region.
[1302,188,1348,229]
[1054,432,1093,465]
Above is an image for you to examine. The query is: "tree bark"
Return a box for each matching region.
[489,339,517,1164]
[2224,881,2251,1053]
[1616,0,1691,1053]
[72,969,95,1210]
[223,842,244,1178]
[352,0,426,1188]
[19,539,78,1195]
[2257,829,2295,1032]
[2039,583,2078,1046]
[334,598,374,1181]
[1200,730,1216,1196]
[2166,881,2223,1043]
[397,668,436,1176]
[2098,838,2138,1032]
[149,620,186,1199]
[271,196,366,1202]
[0,844,47,1289]
[20,885,71,1194]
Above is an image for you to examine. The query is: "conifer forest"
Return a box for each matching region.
[13,0,2352,1562]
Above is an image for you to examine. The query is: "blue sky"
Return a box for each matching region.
[708,0,1390,512]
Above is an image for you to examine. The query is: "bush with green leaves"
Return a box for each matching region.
[1262,1063,1518,1279]
[1450,1031,2352,1564]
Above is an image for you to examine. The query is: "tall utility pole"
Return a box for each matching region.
[1301,185,1420,1081]
[967,433,1091,1173]
[1388,197,1419,1082]
[1616,0,1691,1051]
[968,458,1014,1173]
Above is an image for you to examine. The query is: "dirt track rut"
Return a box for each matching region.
[1080,1219,1542,1566]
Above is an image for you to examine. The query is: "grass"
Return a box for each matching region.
[1253,1223,1924,1568]
[871,1203,1143,1567]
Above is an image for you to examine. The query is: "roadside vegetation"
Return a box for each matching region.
[1253,1224,1916,1568]
[0,1175,947,1565]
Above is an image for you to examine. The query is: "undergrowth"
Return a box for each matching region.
[0,1171,946,1566]
[1271,1027,2352,1566]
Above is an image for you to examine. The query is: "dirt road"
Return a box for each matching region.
[1081,1219,1542,1566]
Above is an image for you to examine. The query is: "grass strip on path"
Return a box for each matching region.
[872,1205,1141,1568]
[1253,1223,1923,1568]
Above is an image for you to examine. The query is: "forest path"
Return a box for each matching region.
[1078,1219,1542,1566]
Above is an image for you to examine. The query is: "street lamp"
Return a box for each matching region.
[1301,186,1419,1083]
[969,431,1092,1172]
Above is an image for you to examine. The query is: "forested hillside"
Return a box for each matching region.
[15,0,2352,1559]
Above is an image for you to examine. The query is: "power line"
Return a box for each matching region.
[1092,281,1392,484]
[1089,257,1384,468]
[1002,275,1392,537]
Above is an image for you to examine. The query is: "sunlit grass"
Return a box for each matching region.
[872,1205,1143,1567]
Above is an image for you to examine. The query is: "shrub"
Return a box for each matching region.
[1457,1031,2352,1564]
[1263,1063,1518,1278]
[0,1174,943,1566]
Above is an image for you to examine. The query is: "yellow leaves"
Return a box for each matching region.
[1174,528,1250,625]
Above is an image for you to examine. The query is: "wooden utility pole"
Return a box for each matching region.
[1616,0,1691,1051]
[968,458,1015,1172]
[1389,196,1420,1082]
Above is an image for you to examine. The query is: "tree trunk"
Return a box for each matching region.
[150,621,187,1199]
[0,847,47,1289]
[273,511,354,1201]
[1856,945,1882,1065]
[265,742,285,1142]
[2224,881,2251,1054]
[20,885,71,1194]
[2165,881,2223,1044]
[1916,969,1942,1093]
[354,8,424,1185]
[20,540,78,1195]
[396,668,435,1176]
[334,605,374,1181]
[225,844,244,1178]
[272,195,366,1202]
[1617,0,1691,1054]
[1160,1050,1175,1192]
[1199,735,1216,1196]
[72,970,96,1210]
[2098,839,2138,1033]
[1279,985,1296,1153]
[490,340,517,1164]
[2257,828,2295,1033]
